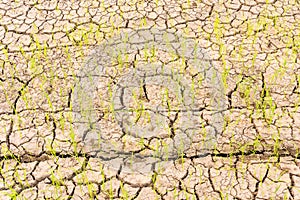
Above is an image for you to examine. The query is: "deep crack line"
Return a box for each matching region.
[72,28,226,174]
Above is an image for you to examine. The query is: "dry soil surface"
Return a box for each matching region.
[0,0,300,199]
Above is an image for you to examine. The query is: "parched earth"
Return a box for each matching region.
[0,0,300,199]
